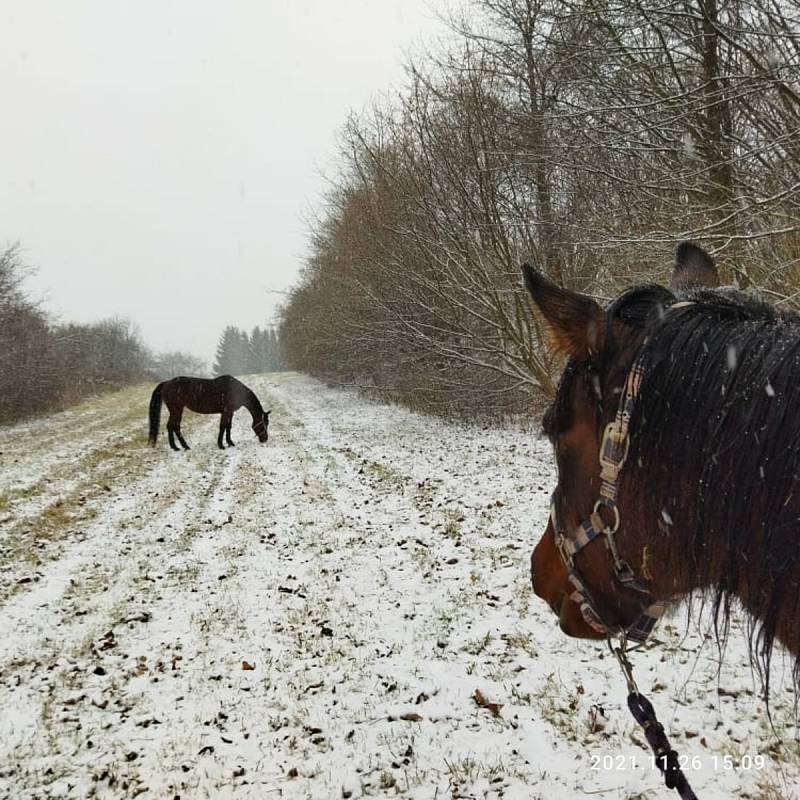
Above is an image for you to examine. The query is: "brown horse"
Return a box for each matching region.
[148,375,270,451]
[524,242,800,698]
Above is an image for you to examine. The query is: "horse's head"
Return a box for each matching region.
[253,410,271,443]
[524,243,719,639]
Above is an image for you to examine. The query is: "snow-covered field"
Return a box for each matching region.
[1,373,799,800]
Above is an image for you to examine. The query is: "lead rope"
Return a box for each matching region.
[609,638,699,800]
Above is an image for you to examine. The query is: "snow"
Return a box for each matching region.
[1,373,799,799]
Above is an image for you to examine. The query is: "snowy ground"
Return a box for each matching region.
[1,373,799,800]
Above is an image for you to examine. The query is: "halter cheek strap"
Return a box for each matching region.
[550,350,671,643]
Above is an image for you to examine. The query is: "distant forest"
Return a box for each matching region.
[0,244,279,424]
[212,325,283,375]
[280,0,800,418]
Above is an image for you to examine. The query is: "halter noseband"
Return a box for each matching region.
[550,348,669,642]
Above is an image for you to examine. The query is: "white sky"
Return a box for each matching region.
[1,1,447,362]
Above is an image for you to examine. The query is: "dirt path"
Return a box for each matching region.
[1,375,798,799]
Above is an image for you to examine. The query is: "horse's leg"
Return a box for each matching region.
[217,414,227,449]
[217,411,234,447]
[173,407,190,450]
[166,412,180,452]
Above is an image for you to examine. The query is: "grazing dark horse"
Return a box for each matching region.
[524,242,800,699]
[148,375,270,451]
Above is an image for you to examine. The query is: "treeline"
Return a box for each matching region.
[213,325,282,375]
[0,244,205,423]
[280,0,800,417]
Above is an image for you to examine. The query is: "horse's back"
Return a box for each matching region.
[161,375,199,400]
[160,374,248,414]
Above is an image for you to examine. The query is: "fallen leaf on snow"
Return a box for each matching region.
[473,689,503,717]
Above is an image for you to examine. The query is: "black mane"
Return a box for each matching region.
[626,288,800,697]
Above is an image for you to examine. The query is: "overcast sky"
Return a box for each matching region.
[1,1,447,362]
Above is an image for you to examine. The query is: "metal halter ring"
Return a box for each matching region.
[594,499,620,533]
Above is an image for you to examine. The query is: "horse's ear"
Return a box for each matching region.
[522,264,605,359]
[266,409,271,416]
[670,241,719,292]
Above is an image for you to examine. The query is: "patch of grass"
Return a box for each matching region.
[353,458,408,494]
[530,673,583,742]
[752,778,797,800]
[373,730,427,791]
[252,387,303,431]
[509,684,534,706]
[441,508,463,539]
[0,482,43,511]
[501,630,537,659]
[464,631,493,656]
[445,755,480,783]
[1,391,160,580]
[445,755,519,786]
[169,562,202,584]
[410,542,433,575]
[177,523,203,548]
[512,573,534,617]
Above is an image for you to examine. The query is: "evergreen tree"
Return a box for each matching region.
[213,326,249,374]
[213,324,281,375]
[246,326,264,373]
[267,327,281,371]
[253,326,273,372]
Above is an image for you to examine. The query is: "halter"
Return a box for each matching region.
[253,417,268,436]
[550,348,669,642]
[547,304,699,800]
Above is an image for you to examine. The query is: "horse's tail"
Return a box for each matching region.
[148,383,164,446]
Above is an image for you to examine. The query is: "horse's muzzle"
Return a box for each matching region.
[531,526,605,640]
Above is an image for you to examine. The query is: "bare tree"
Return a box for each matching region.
[280,0,800,418]
[150,350,207,379]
